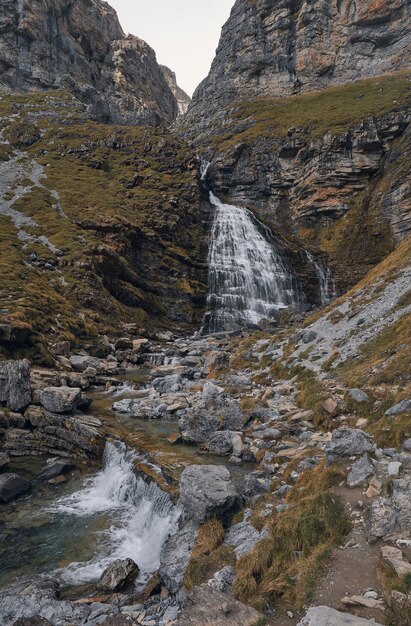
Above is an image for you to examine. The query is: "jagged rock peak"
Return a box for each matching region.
[187,0,411,115]
[0,0,179,126]
[160,66,191,116]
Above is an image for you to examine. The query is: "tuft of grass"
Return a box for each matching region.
[184,518,236,590]
[233,464,350,612]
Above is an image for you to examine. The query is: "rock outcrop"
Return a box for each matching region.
[185,0,411,126]
[0,0,178,125]
[161,66,191,116]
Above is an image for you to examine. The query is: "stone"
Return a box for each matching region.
[179,465,241,524]
[99,559,140,592]
[385,399,411,416]
[36,459,75,482]
[243,471,272,497]
[176,584,263,626]
[348,389,369,403]
[366,477,382,498]
[347,454,374,487]
[322,398,339,416]
[40,387,82,414]
[69,356,101,372]
[153,375,183,394]
[0,473,30,503]
[160,520,198,594]
[297,606,384,625]
[388,461,402,477]
[207,566,235,594]
[326,428,374,465]
[341,595,384,610]
[367,498,397,541]
[224,522,266,558]
[0,360,31,411]
[51,341,71,357]
[381,546,411,576]
[403,439,411,451]
[205,431,238,456]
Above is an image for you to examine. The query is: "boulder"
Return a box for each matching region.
[114,338,133,351]
[347,454,375,487]
[207,566,235,594]
[326,428,374,465]
[99,559,139,592]
[160,520,198,594]
[385,399,411,416]
[0,360,31,411]
[205,431,238,456]
[381,546,411,576]
[36,459,75,482]
[152,374,183,394]
[348,389,369,403]
[179,465,241,524]
[69,355,100,372]
[176,584,263,626]
[0,473,30,503]
[322,398,339,416]
[39,387,82,414]
[243,471,272,497]
[297,606,384,625]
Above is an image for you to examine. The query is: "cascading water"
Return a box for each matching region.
[52,441,180,586]
[305,251,336,306]
[201,164,303,333]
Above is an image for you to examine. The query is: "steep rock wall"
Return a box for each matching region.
[0,0,178,125]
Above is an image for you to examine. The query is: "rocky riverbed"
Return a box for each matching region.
[0,285,410,626]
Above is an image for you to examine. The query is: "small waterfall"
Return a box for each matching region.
[202,190,302,334]
[306,252,336,306]
[52,441,180,586]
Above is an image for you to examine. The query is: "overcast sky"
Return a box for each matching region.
[109,0,234,96]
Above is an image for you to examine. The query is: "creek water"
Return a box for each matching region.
[0,372,251,591]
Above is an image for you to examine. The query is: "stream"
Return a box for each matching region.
[0,369,251,592]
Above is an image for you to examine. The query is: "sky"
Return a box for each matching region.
[109,0,234,96]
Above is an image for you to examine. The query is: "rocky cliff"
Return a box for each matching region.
[185,0,411,125]
[0,0,179,125]
[161,66,191,116]
[178,0,411,295]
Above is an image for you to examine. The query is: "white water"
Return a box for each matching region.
[306,252,336,306]
[52,442,180,586]
[202,191,302,333]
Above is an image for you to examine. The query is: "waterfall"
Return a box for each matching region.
[202,190,302,334]
[305,252,336,306]
[52,441,180,586]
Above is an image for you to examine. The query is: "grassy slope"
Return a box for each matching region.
[0,92,206,360]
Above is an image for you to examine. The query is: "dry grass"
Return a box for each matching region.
[184,519,235,589]
[233,464,349,612]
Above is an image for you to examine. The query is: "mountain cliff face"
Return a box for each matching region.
[0,0,178,125]
[185,0,411,125]
[161,66,191,116]
[178,0,411,294]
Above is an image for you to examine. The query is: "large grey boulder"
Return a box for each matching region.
[0,360,31,411]
[0,473,30,503]
[179,382,248,444]
[99,559,139,592]
[326,428,374,465]
[297,606,384,625]
[152,375,183,394]
[0,578,115,626]
[385,399,411,416]
[179,465,241,524]
[176,584,263,625]
[348,389,369,403]
[36,460,75,482]
[69,356,100,372]
[39,387,82,414]
[160,520,198,594]
[347,454,375,487]
[207,566,235,593]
